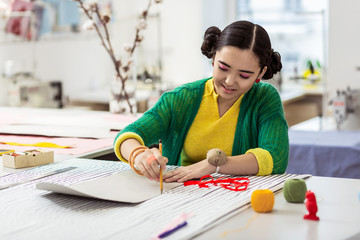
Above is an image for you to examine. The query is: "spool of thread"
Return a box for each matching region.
[251,189,274,213]
[283,179,307,203]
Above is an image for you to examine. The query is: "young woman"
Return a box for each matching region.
[114,20,288,183]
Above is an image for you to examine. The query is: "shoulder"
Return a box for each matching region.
[246,82,281,102]
[253,82,279,95]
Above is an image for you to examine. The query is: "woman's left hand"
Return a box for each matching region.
[163,159,216,183]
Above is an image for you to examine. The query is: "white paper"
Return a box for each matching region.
[36,170,181,203]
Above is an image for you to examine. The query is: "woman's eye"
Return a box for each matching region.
[240,74,250,79]
[218,64,227,71]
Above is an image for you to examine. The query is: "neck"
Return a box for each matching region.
[217,97,237,117]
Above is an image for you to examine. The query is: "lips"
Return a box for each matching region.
[222,84,236,93]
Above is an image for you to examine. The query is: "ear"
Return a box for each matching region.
[258,66,268,79]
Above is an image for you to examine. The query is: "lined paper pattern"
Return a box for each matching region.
[0,158,310,240]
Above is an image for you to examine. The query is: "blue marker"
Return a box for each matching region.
[158,221,188,238]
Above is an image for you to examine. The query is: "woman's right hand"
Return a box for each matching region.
[134,148,168,181]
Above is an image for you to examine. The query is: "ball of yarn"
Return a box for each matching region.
[207,148,227,166]
[251,189,274,213]
[283,179,307,203]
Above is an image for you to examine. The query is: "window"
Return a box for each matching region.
[236,0,327,83]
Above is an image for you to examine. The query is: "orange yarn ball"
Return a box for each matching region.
[251,189,275,213]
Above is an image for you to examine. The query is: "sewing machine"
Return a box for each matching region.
[7,72,63,108]
[330,87,360,130]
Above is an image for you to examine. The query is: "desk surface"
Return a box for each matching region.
[0,158,359,240]
[0,106,139,174]
[198,176,360,240]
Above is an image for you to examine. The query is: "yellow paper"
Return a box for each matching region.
[0,142,72,149]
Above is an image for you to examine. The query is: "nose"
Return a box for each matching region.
[225,74,236,86]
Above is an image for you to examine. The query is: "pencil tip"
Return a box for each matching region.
[159,139,162,143]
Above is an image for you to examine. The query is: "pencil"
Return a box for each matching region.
[159,139,163,194]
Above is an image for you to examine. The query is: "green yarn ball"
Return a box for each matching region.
[283,179,307,203]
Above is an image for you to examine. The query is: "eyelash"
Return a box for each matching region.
[218,64,227,71]
[240,74,250,79]
[218,64,250,79]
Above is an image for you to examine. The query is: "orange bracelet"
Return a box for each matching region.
[128,146,148,175]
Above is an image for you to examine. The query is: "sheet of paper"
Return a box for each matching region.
[0,158,311,240]
[37,170,181,203]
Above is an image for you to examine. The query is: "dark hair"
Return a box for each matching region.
[201,20,282,79]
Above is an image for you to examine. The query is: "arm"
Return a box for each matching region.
[120,138,168,181]
[114,91,174,180]
[163,153,258,183]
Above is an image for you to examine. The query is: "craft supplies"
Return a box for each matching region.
[2,149,54,169]
[283,178,307,203]
[0,149,15,156]
[184,175,249,191]
[159,221,187,238]
[221,213,259,237]
[304,190,320,221]
[152,213,193,240]
[251,189,275,213]
[159,139,163,194]
[207,148,227,174]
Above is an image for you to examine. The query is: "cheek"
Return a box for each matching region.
[212,68,224,79]
[239,81,255,92]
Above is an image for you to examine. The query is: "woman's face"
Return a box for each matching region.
[212,46,267,104]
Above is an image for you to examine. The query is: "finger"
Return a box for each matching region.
[163,168,180,180]
[177,174,193,183]
[150,149,168,170]
[136,162,153,180]
[157,156,168,170]
[143,160,159,180]
[164,170,185,182]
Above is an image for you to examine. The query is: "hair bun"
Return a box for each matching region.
[201,26,221,59]
[263,50,282,79]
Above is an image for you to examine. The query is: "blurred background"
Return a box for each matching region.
[0,0,359,129]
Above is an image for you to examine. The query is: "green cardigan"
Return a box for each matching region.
[115,77,289,174]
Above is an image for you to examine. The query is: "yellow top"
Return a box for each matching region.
[181,79,273,175]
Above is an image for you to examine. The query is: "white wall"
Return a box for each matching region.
[0,0,214,105]
[328,0,360,97]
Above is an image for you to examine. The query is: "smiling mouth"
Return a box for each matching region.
[222,84,236,93]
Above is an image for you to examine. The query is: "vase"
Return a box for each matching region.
[109,75,137,114]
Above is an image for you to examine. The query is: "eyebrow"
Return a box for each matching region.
[218,60,255,74]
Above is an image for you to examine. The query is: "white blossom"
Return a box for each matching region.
[82,19,95,30]
[136,19,147,30]
[123,44,132,53]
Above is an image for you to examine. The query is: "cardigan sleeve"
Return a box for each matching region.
[256,84,289,174]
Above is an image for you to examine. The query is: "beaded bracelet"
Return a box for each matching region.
[128,146,148,175]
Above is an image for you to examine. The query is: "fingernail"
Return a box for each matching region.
[155,178,159,182]
[149,178,153,181]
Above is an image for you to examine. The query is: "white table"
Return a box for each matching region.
[0,159,359,240]
[196,176,360,240]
